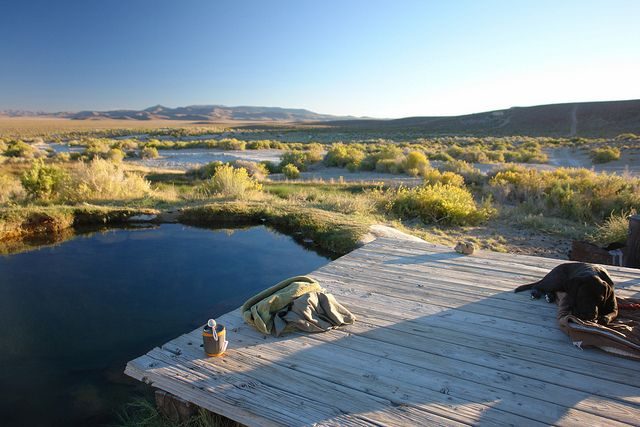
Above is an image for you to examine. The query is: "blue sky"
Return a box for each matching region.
[1,0,639,117]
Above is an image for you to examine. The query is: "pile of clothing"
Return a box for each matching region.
[241,276,356,336]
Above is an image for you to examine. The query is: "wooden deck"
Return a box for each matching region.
[126,237,640,426]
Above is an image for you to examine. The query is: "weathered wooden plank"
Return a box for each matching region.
[217,323,634,426]
[126,237,640,427]
[349,245,640,294]
[325,284,640,371]
[364,238,640,287]
[371,237,640,280]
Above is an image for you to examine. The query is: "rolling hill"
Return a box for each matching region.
[46,105,355,122]
[326,99,640,137]
[2,99,639,136]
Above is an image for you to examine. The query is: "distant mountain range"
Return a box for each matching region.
[0,105,357,122]
[2,99,639,136]
[326,99,640,137]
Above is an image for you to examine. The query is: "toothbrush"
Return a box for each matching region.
[207,319,218,341]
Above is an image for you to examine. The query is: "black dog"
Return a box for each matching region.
[514,262,618,325]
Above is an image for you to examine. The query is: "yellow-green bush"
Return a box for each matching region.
[65,159,152,201]
[404,151,429,173]
[590,209,636,246]
[201,164,262,199]
[389,183,493,225]
[489,166,640,222]
[282,163,301,179]
[439,160,485,185]
[324,143,365,169]
[21,159,68,200]
[0,173,26,204]
[422,169,465,187]
[141,146,160,159]
[590,147,621,164]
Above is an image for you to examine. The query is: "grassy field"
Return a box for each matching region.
[2,124,639,258]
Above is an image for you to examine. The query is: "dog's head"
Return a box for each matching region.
[567,276,613,321]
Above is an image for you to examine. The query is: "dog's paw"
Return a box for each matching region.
[544,293,556,303]
[597,316,611,325]
[530,289,542,300]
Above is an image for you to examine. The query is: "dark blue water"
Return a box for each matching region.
[0,224,330,427]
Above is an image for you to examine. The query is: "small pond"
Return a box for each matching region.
[0,224,330,426]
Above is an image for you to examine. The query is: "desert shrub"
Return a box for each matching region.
[324,143,365,169]
[459,149,488,163]
[304,143,325,162]
[428,152,454,162]
[233,160,269,180]
[21,159,68,200]
[439,160,485,185]
[141,146,160,159]
[486,151,505,163]
[488,166,640,222]
[246,140,272,149]
[615,133,639,141]
[282,163,301,179]
[504,147,548,163]
[219,138,246,150]
[5,141,38,158]
[404,151,429,173]
[53,152,71,162]
[389,183,492,225]
[0,173,25,204]
[187,161,224,179]
[261,160,281,174]
[64,159,151,201]
[201,164,262,199]
[375,158,403,174]
[82,141,110,160]
[280,149,322,171]
[589,209,636,246]
[106,148,125,162]
[590,147,621,164]
[422,169,465,187]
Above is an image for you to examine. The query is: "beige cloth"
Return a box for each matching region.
[241,276,356,336]
[556,292,640,360]
[273,291,356,336]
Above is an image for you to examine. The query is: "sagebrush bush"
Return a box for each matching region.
[64,159,152,201]
[0,173,26,204]
[388,183,493,225]
[590,147,621,164]
[422,169,465,187]
[590,209,636,246]
[21,159,68,200]
[280,149,322,171]
[489,166,640,222]
[201,164,262,199]
[282,163,301,179]
[141,146,160,159]
[439,160,485,185]
[233,160,269,180]
[5,141,40,159]
[404,151,429,172]
[324,143,365,169]
[219,138,246,150]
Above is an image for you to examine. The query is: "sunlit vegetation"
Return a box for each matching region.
[590,146,621,164]
[2,123,640,257]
